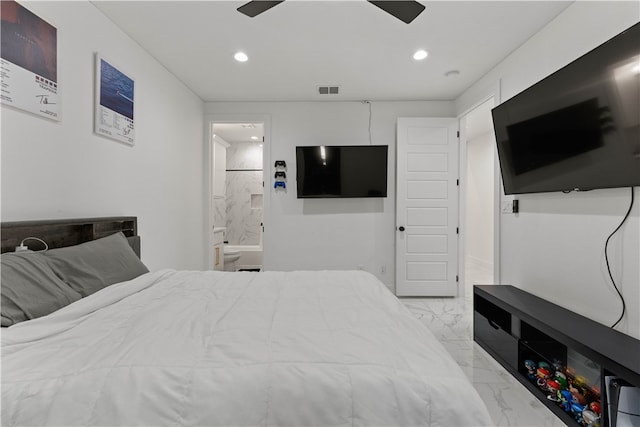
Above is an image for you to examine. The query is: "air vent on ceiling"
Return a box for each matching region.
[318,85,340,95]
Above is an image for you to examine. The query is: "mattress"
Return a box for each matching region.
[2,269,492,426]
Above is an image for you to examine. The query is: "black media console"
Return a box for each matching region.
[473,285,640,426]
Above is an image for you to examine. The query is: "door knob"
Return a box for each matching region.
[398,226,405,232]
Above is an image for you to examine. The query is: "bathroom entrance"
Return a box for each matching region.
[210,121,265,271]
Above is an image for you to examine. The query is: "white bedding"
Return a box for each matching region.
[2,269,492,426]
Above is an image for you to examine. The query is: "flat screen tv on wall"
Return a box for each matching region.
[296,145,388,198]
[492,22,640,195]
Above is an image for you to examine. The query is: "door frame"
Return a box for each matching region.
[456,83,502,291]
[205,113,271,271]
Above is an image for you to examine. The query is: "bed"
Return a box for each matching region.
[1,217,492,426]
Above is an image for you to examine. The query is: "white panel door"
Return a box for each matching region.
[396,117,459,296]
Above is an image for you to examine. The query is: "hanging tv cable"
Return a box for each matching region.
[362,100,372,145]
[606,187,635,329]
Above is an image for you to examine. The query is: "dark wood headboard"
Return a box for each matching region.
[1,217,140,257]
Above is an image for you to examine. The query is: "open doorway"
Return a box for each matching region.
[210,122,265,271]
[459,98,497,294]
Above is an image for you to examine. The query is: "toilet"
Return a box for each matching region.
[223,246,241,272]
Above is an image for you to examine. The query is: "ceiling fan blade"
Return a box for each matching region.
[368,1,425,24]
[237,1,285,18]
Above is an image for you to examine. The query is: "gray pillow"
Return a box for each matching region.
[1,252,82,327]
[45,232,149,297]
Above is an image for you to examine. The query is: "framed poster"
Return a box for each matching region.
[94,54,135,145]
[0,0,59,120]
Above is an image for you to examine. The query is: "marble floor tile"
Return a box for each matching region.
[400,262,565,427]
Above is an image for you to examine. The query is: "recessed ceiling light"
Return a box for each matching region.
[234,52,248,62]
[413,49,428,61]
[251,136,259,140]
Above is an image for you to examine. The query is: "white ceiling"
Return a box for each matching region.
[213,122,265,143]
[92,0,573,103]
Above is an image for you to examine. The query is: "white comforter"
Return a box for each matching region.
[2,269,492,426]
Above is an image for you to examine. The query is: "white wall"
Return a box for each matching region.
[1,1,206,271]
[204,101,455,290]
[457,2,640,338]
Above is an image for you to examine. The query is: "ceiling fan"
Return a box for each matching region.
[237,1,426,24]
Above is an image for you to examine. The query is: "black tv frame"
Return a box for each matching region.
[295,145,388,199]
[492,22,640,195]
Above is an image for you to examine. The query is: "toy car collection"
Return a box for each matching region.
[523,358,601,427]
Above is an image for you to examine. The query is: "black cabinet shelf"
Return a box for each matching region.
[474,285,640,427]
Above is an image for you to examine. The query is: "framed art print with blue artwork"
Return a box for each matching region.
[94,54,135,145]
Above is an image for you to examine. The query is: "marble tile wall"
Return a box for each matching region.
[225,142,263,246]
[227,142,262,170]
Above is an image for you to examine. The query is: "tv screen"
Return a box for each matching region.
[492,22,640,195]
[296,145,388,198]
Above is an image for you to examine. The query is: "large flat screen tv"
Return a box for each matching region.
[492,22,640,195]
[296,145,388,198]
